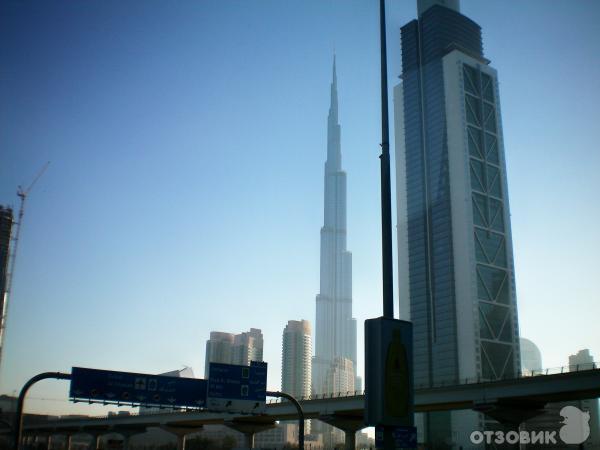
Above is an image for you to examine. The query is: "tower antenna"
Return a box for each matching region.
[0,161,50,375]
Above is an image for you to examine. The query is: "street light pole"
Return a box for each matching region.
[14,371,71,449]
[379,0,394,321]
[379,0,397,447]
[266,391,304,449]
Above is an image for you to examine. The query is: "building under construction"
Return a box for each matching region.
[0,206,13,359]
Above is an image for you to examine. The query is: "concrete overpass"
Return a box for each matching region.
[16,367,600,449]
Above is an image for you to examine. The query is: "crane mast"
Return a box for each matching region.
[0,162,49,376]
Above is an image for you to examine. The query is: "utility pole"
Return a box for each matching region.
[364,2,415,448]
[379,0,394,322]
[0,162,50,375]
[379,2,397,446]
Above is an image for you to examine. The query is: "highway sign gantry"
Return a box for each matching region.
[69,367,208,409]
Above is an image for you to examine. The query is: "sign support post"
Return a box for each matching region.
[266,391,304,450]
[14,371,71,450]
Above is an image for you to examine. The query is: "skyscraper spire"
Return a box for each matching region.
[331,54,338,118]
[327,56,341,171]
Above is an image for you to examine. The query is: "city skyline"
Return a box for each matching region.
[0,0,599,418]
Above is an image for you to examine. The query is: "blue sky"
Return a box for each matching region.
[0,0,599,416]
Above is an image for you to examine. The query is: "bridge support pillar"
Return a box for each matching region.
[474,399,548,450]
[161,425,202,450]
[22,434,31,448]
[65,434,72,450]
[318,415,366,450]
[122,434,130,450]
[474,399,547,426]
[224,420,277,449]
[114,426,147,450]
[84,433,104,450]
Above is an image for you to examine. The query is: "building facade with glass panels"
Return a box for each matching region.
[0,206,13,368]
[394,1,521,447]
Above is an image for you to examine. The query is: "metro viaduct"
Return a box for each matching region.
[15,368,600,450]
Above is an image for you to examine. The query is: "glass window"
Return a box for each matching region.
[477,264,507,302]
[470,159,485,192]
[472,193,488,227]
[479,309,493,339]
[487,164,502,198]
[477,268,491,301]
[480,302,509,338]
[484,103,496,133]
[481,351,494,379]
[465,94,481,126]
[495,275,510,304]
[503,351,515,377]
[474,231,487,263]
[489,198,505,232]
[481,341,512,379]
[482,73,494,103]
[468,126,483,158]
[484,133,499,164]
[463,65,479,95]
[475,229,506,267]
[499,316,513,343]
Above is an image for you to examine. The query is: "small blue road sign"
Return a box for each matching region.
[375,425,417,449]
[69,367,208,409]
[207,361,267,413]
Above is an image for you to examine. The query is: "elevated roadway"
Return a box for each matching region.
[17,368,600,449]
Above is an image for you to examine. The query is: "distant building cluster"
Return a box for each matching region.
[521,342,600,449]
[203,328,263,378]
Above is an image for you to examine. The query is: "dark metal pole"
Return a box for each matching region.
[379,1,396,447]
[266,391,304,449]
[379,0,394,320]
[14,372,71,449]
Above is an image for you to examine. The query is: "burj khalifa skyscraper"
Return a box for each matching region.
[312,58,358,397]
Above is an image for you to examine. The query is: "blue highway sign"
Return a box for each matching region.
[208,361,267,401]
[69,367,208,408]
[207,361,267,413]
[375,425,417,449]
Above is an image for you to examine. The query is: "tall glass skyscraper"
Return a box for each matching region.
[394,0,521,446]
[312,57,358,448]
[312,58,357,399]
[282,319,312,399]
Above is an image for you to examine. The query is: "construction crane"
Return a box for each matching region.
[0,162,50,376]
